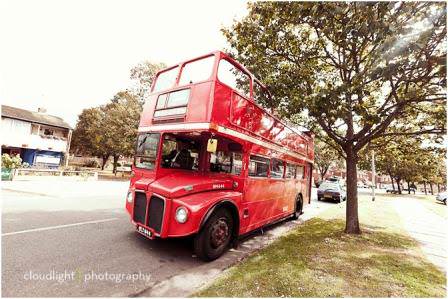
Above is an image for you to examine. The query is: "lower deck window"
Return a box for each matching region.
[210,152,242,175]
[161,133,200,170]
[270,159,284,178]
[249,155,269,177]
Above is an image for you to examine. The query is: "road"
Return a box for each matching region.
[2,180,334,297]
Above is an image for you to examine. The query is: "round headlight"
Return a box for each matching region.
[175,207,188,223]
[126,191,133,203]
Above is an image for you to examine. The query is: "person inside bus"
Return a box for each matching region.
[172,148,194,170]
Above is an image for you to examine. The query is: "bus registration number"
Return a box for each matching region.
[137,225,153,238]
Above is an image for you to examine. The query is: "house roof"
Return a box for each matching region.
[1,105,72,130]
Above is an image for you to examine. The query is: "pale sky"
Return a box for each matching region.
[0,0,249,127]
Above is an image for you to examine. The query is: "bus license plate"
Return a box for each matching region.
[137,225,153,238]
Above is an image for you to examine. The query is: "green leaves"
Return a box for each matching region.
[224,2,446,152]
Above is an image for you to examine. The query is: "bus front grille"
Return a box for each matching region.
[147,196,165,233]
[133,192,147,224]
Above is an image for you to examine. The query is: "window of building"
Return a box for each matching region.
[161,133,200,171]
[30,124,39,135]
[217,59,250,98]
[248,155,269,177]
[253,81,270,105]
[270,159,284,178]
[135,133,160,170]
[153,67,179,92]
[285,163,296,179]
[296,165,305,179]
[178,56,215,86]
[43,128,54,136]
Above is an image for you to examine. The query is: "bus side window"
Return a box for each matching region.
[248,155,269,177]
[270,159,284,179]
[209,151,242,175]
[217,59,250,98]
[285,163,296,179]
[231,153,243,175]
[296,165,304,179]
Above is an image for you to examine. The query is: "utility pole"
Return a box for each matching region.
[371,149,376,201]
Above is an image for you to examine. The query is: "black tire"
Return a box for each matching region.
[194,208,234,262]
[444,199,446,205]
[336,198,341,203]
[292,195,303,220]
[317,196,321,201]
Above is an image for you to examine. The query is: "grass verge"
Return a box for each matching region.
[195,196,446,297]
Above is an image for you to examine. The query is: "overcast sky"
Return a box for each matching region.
[0,0,248,127]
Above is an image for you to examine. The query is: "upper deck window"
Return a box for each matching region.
[153,67,179,92]
[253,81,270,106]
[217,59,250,98]
[178,56,215,86]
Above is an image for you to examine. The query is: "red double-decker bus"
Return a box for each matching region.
[125,51,314,261]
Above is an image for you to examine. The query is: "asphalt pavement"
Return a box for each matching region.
[2,180,334,297]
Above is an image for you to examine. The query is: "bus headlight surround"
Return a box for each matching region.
[127,191,134,203]
[175,206,188,223]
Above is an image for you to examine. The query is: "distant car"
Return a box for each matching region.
[402,187,416,194]
[386,188,399,194]
[436,192,447,205]
[317,181,346,203]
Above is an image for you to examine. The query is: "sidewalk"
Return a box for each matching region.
[392,198,447,272]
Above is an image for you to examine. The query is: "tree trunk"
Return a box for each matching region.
[429,182,434,195]
[390,174,395,190]
[437,183,440,193]
[101,154,109,170]
[407,181,411,194]
[113,155,119,174]
[344,147,361,234]
[423,181,427,195]
[397,178,402,194]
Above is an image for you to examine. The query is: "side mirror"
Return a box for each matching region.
[207,138,218,153]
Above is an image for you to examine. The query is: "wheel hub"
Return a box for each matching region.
[210,218,229,248]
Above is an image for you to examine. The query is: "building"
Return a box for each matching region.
[1,105,72,168]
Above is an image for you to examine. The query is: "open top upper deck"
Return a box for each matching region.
[138,51,314,163]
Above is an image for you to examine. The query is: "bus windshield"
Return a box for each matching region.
[135,133,160,170]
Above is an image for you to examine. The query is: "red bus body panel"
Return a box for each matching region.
[126,51,314,239]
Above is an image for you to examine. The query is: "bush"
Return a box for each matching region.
[2,154,22,169]
[83,159,100,168]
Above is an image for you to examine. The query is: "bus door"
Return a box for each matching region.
[243,155,275,231]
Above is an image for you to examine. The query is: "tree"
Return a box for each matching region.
[130,61,166,103]
[71,107,110,169]
[359,135,446,195]
[224,2,446,233]
[102,90,142,173]
[314,138,344,181]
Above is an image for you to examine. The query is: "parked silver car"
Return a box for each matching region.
[436,192,447,205]
[317,181,346,203]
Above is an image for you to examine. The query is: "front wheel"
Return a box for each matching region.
[443,199,446,205]
[194,208,234,262]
